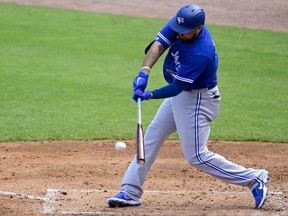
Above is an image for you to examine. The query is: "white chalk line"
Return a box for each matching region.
[43,189,57,214]
[0,190,48,201]
[0,189,284,215]
[43,188,285,195]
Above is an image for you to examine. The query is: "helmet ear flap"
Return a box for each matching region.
[173,31,179,37]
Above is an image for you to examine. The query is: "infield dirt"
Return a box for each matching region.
[0,0,287,215]
[0,140,287,215]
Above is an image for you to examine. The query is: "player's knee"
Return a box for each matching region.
[185,151,213,167]
[186,157,203,167]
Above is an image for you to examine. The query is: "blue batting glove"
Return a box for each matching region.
[132,89,152,102]
[141,91,153,100]
[132,89,143,102]
[133,71,149,91]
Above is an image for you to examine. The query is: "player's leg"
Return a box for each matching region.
[107,98,177,207]
[172,88,269,208]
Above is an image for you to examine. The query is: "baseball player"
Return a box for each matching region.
[107,4,269,209]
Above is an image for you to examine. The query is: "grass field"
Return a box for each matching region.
[0,3,287,142]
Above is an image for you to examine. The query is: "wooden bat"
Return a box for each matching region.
[136,98,145,164]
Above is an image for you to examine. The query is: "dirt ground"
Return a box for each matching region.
[0,141,287,216]
[0,0,288,215]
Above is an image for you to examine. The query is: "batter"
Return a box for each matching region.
[107,3,269,209]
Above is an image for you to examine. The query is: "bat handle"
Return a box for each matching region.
[137,98,142,124]
[137,98,142,107]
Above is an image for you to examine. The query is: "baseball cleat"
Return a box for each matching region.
[252,177,269,208]
[107,192,141,208]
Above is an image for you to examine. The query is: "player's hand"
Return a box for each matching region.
[132,89,152,102]
[133,71,149,91]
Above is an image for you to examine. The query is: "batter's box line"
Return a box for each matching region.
[45,188,284,194]
[43,188,160,215]
[0,188,283,199]
[42,189,285,215]
[0,190,48,201]
[0,189,284,215]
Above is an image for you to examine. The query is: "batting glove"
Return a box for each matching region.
[132,89,153,102]
[133,71,149,91]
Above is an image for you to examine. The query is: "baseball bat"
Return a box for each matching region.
[136,98,145,164]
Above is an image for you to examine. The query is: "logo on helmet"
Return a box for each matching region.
[177,17,184,24]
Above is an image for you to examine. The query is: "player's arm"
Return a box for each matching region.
[150,80,187,99]
[133,21,176,92]
[141,23,177,75]
[132,79,188,101]
[140,41,165,75]
[133,55,211,101]
[132,41,164,92]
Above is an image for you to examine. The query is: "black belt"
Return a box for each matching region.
[208,83,217,90]
[184,83,217,92]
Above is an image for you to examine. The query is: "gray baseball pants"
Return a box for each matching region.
[120,86,268,202]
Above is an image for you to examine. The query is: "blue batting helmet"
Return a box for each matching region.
[169,4,205,34]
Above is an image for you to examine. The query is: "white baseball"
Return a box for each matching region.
[115,141,127,151]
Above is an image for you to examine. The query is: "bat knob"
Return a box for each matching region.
[137,159,145,165]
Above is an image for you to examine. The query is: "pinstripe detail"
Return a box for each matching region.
[194,93,261,183]
[194,93,202,164]
[157,32,172,46]
[175,75,194,83]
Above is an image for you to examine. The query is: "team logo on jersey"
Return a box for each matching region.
[177,17,184,24]
[171,51,181,71]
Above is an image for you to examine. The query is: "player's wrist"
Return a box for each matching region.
[141,66,151,74]
[150,91,153,99]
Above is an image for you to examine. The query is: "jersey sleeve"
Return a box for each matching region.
[154,18,177,50]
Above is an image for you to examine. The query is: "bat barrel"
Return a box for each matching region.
[136,123,145,164]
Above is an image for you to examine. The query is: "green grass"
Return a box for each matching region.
[0,3,287,142]
[209,26,288,142]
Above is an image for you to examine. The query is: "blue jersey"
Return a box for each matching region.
[154,20,218,90]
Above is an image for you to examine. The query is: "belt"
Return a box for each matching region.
[183,83,217,92]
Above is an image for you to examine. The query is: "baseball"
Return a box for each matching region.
[115,141,127,151]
